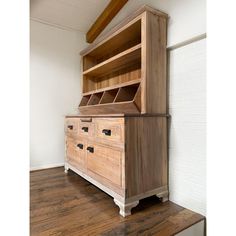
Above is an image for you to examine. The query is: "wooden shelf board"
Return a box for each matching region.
[83,78,141,96]
[81,100,133,108]
[79,100,140,114]
[66,113,170,118]
[83,44,141,77]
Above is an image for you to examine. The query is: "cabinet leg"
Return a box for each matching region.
[64,165,69,174]
[156,191,169,202]
[114,199,139,217]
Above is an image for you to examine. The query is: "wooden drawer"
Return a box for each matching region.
[94,118,124,143]
[66,137,86,170]
[86,142,123,186]
[78,117,95,137]
[65,118,79,136]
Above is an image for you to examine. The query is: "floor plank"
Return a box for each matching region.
[30,167,205,236]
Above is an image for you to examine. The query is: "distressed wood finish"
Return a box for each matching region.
[65,115,168,216]
[65,5,169,217]
[66,137,86,172]
[94,118,124,144]
[141,11,167,113]
[87,142,123,186]
[30,167,205,236]
[125,116,168,197]
[83,44,141,77]
[79,100,140,114]
[79,6,168,115]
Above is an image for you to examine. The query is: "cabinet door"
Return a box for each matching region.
[86,142,123,186]
[66,137,86,171]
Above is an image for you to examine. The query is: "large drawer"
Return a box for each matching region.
[86,142,123,186]
[66,136,86,171]
[94,118,124,144]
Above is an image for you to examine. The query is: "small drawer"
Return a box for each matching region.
[95,118,124,143]
[65,118,79,136]
[78,117,95,137]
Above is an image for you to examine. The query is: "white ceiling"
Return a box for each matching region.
[30,0,110,32]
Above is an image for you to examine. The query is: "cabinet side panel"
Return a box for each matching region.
[145,13,167,114]
[125,117,168,197]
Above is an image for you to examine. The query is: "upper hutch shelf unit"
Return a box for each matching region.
[79,6,168,115]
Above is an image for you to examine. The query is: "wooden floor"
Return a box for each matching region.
[30,167,205,236]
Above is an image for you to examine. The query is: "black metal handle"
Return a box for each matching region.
[82,127,89,132]
[67,125,73,130]
[87,146,94,153]
[77,143,83,149]
[102,129,111,136]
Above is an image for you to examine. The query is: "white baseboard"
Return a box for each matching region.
[30,162,64,171]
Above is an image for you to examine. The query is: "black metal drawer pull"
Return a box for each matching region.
[87,146,94,153]
[77,144,83,149]
[82,127,89,132]
[67,125,73,130]
[102,129,111,136]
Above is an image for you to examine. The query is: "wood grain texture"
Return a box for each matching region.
[94,117,124,144]
[80,6,168,115]
[65,116,168,204]
[125,116,168,197]
[66,137,86,172]
[87,142,123,186]
[83,66,141,93]
[86,0,128,43]
[83,44,141,77]
[82,78,141,96]
[79,101,140,115]
[141,11,167,113]
[66,114,169,118]
[30,167,205,236]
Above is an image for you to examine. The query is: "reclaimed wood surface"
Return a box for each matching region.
[30,167,205,236]
[125,116,168,197]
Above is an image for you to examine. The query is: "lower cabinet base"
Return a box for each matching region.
[64,163,169,217]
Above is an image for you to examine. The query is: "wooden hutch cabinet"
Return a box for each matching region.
[65,5,169,217]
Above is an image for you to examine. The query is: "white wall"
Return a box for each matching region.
[169,39,206,215]
[30,20,86,170]
[101,0,206,47]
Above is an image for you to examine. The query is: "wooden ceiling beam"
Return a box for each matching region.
[86,0,128,43]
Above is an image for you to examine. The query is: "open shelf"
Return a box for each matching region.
[79,83,141,114]
[83,44,141,77]
[115,84,139,102]
[87,92,103,106]
[83,64,141,93]
[79,9,167,114]
[82,19,141,71]
[83,78,141,96]
[100,89,119,104]
[79,95,91,107]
